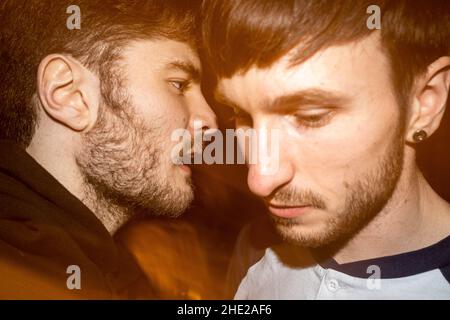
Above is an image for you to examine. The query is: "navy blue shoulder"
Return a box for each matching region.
[314,235,450,280]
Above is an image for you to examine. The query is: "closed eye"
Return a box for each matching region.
[294,109,333,128]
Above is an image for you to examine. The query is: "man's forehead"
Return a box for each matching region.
[215,33,385,108]
[159,44,202,73]
[123,38,201,72]
[215,63,305,109]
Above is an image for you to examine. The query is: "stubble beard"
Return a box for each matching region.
[75,81,194,229]
[271,127,405,249]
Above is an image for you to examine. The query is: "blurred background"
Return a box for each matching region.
[115,73,450,300]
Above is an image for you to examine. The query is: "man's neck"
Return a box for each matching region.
[80,184,132,235]
[27,137,129,235]
[332,166,450,264]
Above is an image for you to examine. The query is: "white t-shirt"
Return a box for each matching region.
[235,236,450,300]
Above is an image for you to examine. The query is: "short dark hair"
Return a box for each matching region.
[201,0,450,109]
[0,0,200,147]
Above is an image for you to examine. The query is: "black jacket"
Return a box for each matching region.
[0,140,154,299]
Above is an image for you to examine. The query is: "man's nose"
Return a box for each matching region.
[247,160,294,199]
[188,94,218,132]
[246,130,293,198]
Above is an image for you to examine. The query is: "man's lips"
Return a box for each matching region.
[179,164,192,174]
[267,204,312,218]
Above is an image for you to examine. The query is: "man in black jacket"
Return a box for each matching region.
[0,0,216,298]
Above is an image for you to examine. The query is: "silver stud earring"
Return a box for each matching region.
[413,129,428,143]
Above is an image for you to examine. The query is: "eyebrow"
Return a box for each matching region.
[167,60,201,84]
[268,88,350,111]
[215,88,350,111]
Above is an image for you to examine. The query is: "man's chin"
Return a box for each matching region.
[168,190,194,217]
[129,180,194,219]
[159,191,194,218]
[274,223,340,249]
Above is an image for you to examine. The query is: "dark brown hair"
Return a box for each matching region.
[0,0,200,147]
[201,0,450,109]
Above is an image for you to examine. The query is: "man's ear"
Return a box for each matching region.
[406,56,450,143]
[37,54,101,132]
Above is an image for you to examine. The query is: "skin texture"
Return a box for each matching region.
[216,33,450,262]
[27,39,217,234]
